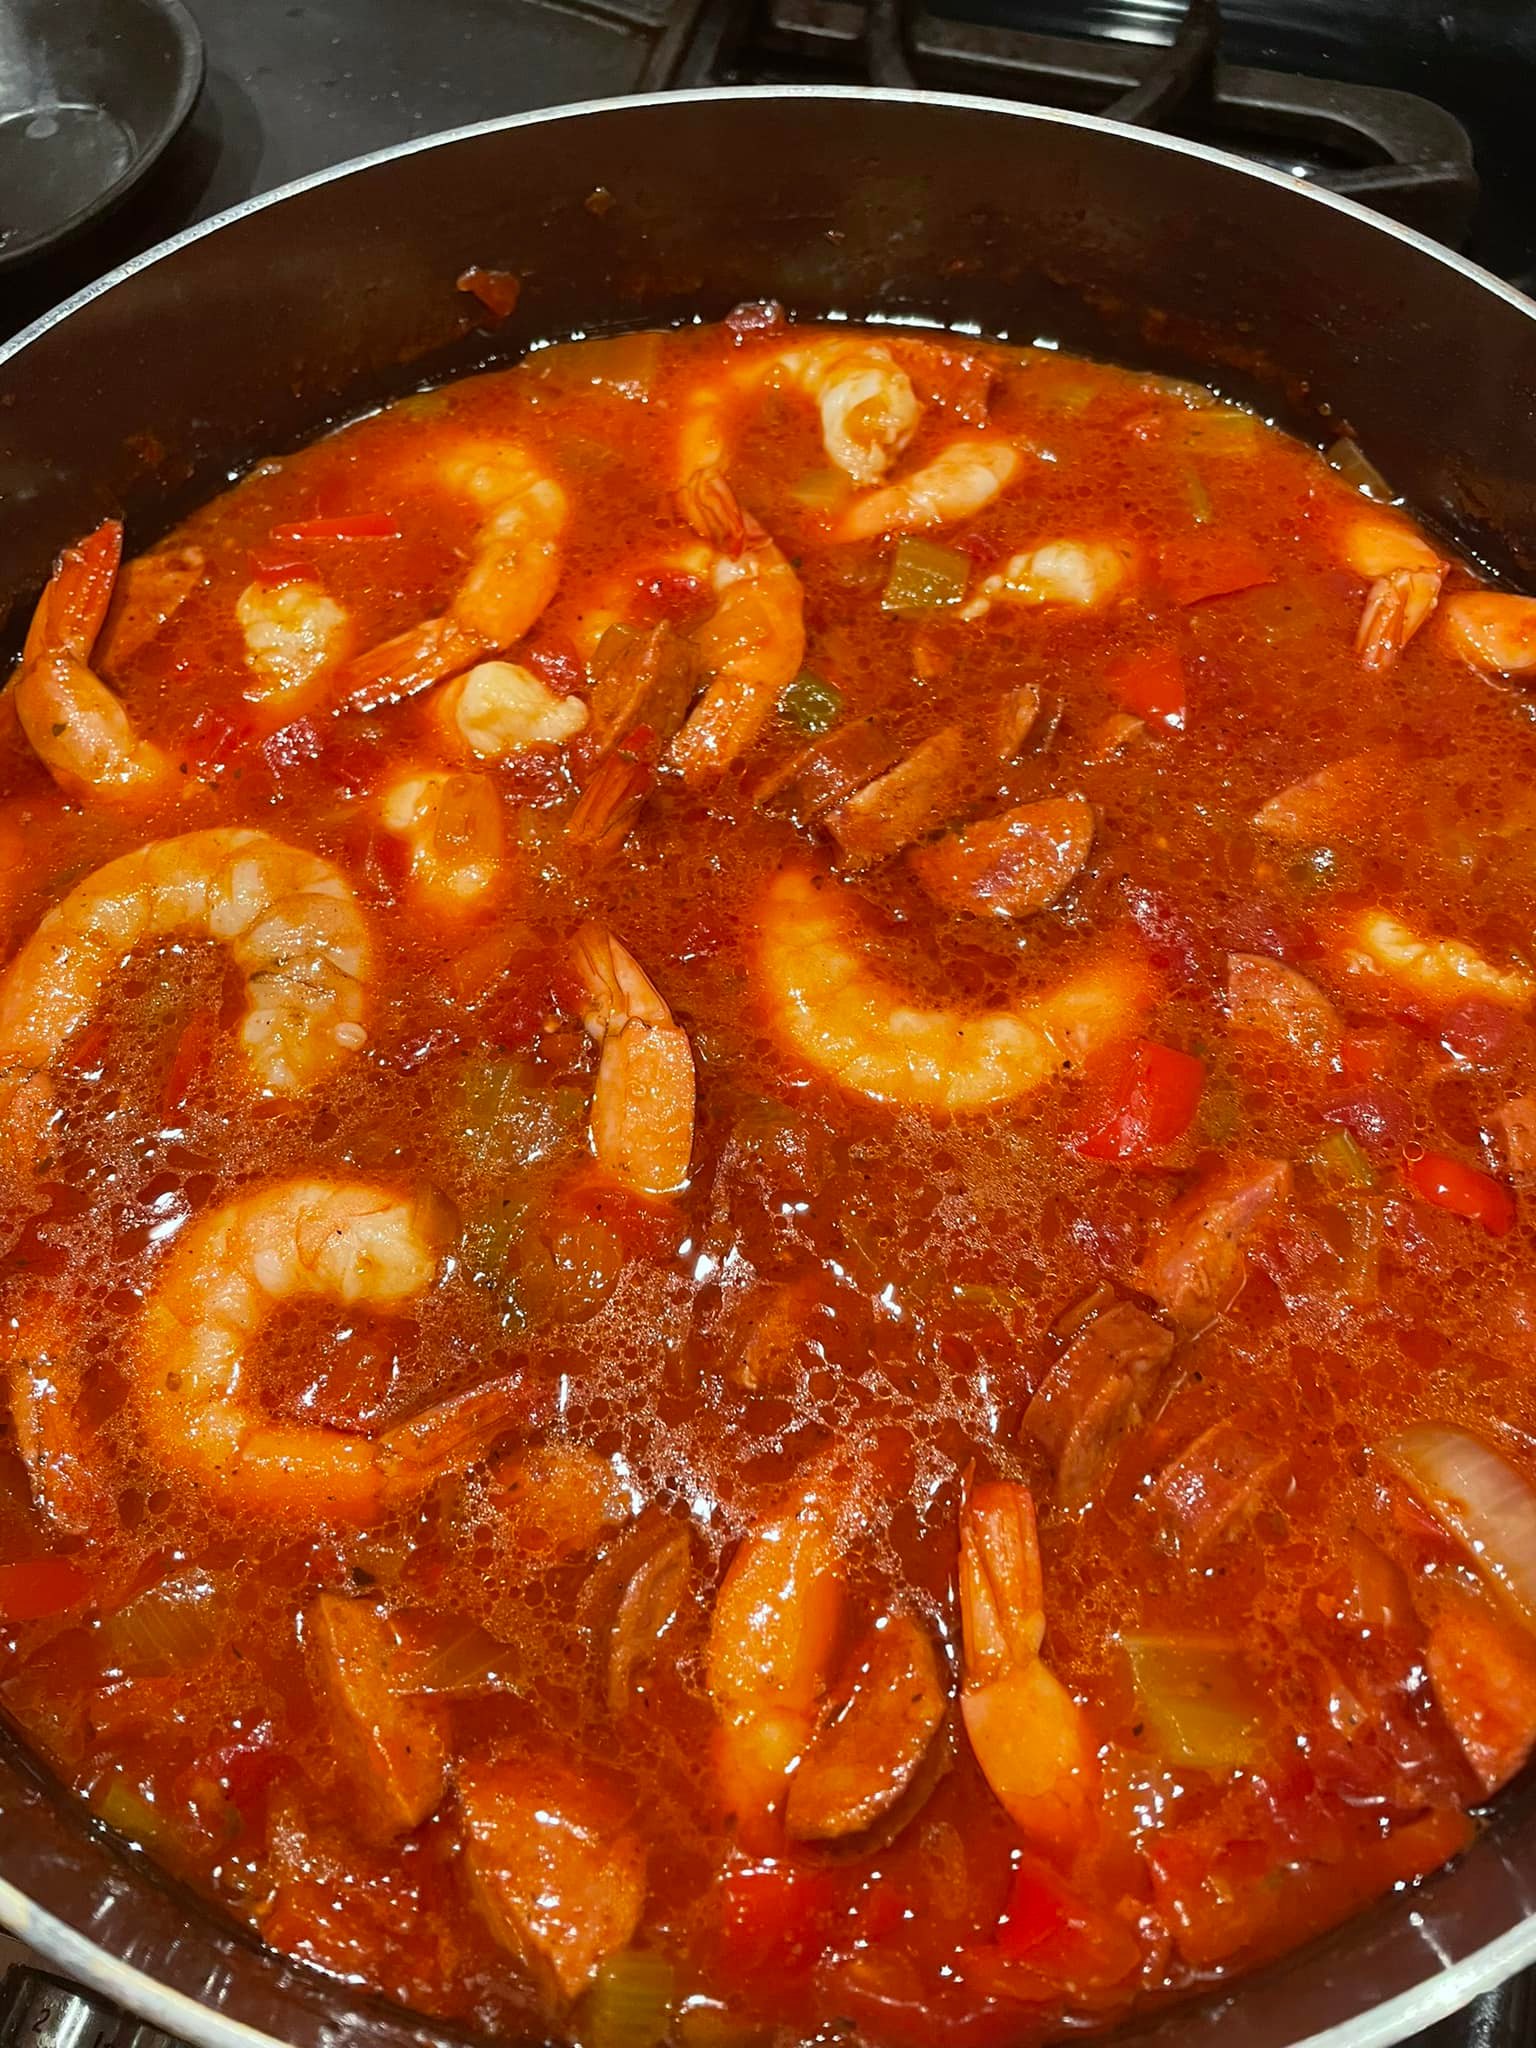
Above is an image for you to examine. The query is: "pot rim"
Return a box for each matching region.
[3,78,1535,2048]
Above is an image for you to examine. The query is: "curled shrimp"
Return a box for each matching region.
[379,769,507,908]
[959,540,1136,622]
[1442,591,1536,673]
[835,436,1021,543]
[959,1479,1097,1851]
[573,924,696,1197]
[667,478,805,784]
[0,829,370,1134]
[339,444,567,709]
[136,1177,525,1520]
[12,521,177,802]
[705,1458,849,1835]
[236,574,352,707]
[1336,907,1534,1010]
[680,337,924,490]
[755,864,1151,1112]
[1343,513,1445,671]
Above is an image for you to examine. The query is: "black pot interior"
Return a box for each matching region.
[2,87,1536,2048]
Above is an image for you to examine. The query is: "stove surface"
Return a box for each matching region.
[1,3,1534,2045]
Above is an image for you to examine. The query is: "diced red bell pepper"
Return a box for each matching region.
[1107,646,1187,730]
[524,639,587,694]
[1160,535,1275,607]
[995,1860,1143,1987]
[1440,999,1515,1066]
[995,1863,1072,1960]
[247,549,319,587]
[260,718,325,778]
[1402,1149,1516,1237]
[271,514,400,542]
[632,567,710,626]
[0,1556,92,1623]
[1077,1039,1205,1165]
[184,706,258,773]
[720,1861,838,1979]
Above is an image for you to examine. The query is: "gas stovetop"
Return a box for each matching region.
[1,2,1534,2044]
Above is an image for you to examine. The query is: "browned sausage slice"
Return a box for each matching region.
[1023,1298,1175,1509]
[785,1613,947,1841]
[1148,1418,1289,1559]
[910,796,1095,920]
[825,727,966,870]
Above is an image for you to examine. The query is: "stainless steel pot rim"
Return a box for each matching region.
[3,82,1535,376]
[3,78,1535,2048]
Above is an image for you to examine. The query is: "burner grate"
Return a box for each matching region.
[630,0,1477,243]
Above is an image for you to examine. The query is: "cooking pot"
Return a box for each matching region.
[2,82,1535,2048]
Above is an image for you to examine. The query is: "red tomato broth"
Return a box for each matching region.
[0,320,1534,2044]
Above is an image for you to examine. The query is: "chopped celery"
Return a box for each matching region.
[394,388,451,421]
[1181,409,1263,456]
[1340,1195,1385,1305]
[452,1055,579,1175]
[881,537,970,614]
[1183,463,1215,525]
[672,2008,774,2048]
[779,671,844,736]
[788,467,850,512]
[579,1950,675,2048]
[1121,1634,1264,1771]
[1312,1128,1376,1189]
[543,330,663,400]
[94,1775,164,1849]
[391,1622,523,1697]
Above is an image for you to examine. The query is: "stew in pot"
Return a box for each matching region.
[3,310,1536,2046]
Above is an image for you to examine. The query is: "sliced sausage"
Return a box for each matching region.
[1225,953,1339,1061]
[754,716,902,828]
[1148,1418,1289,1559]
[308,1593,447,1844]
[588,621,698,754]
[1023,1298,1175,1510]
[910,795,1095,921]
[785,1613,947,1842]
[1139,1156,1291,1332]
[825,727,967,871]
[1252,747,1400,843]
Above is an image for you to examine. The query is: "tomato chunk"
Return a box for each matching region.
[1160,535,1274,607]
[1077,1039,1204,1165]
[1107,646,1186,730]
[1402,1150,1516,1237]
[0,1556,92,1623]
[720,1861,838,1980]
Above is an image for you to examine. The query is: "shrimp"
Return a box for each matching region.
[1343,513,1445,671]
[379,769,507,908]
[959,1479,1097,1851]
[431,659,589,758]
[236,575,352,706]
[1337,907,1534,1011]
[959,540,1135,623]
[678,336,923,490]
[573,925,696,1196]
[11,520,177,802]
[1442,592,1536,673]
[755,864,1150,1113]
[339,445,568,709]
[835,437,1021,543]
[5,1302,116,1537]
[0,829,370,1127]
[667,481,805,784]
[136,1177,527,1521]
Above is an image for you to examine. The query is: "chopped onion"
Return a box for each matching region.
[97,1567,224,1677]
[389,1622,523,1697]
[1379,1424,1536,1632]
[579,1951,675,2048]
[1324,435,1395,502]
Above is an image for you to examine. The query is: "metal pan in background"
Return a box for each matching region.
[0,0,203,272]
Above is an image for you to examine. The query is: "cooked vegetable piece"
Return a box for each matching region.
[1139,1156,1291,1331]
[492,1442,628,1562]
[1077,1038,1204,1165]
[785,1613,946,1841]
[908,796,1094,920]
[1106,647,1185,729]
[1160,534,1273,606]
[607,1525,691,1715]
[1425,1583,1536,1792]
[1494,1092,1536,1178]
[0,1556,92,1624]
[578,1951,676,2048]
[1378,1426,1536,1631]
[1120,1635,1265,1769]
[99,1568,224,1676]
[308,1593,448,1843]
[779,671,845,736]
[1402,1149,1516,1237]
[459,1754,646,2005]
[880,537,971,613]
[824,727,966,871]
[1023,1298,1174,1510]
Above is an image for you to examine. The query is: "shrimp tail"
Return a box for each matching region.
[377,1373,539,1497]
[23,520,123,667]
[338,618,483,712]
[674,469,758,557]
